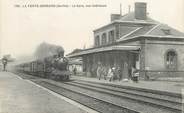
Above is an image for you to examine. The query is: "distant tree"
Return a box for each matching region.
[2,54,15,62]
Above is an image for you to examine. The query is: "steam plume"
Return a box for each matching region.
[34,42,64,59]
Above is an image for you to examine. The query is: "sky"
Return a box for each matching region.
[0,0,184,58]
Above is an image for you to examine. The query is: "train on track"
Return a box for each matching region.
[15,55,71,81]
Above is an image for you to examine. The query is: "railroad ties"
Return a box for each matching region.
[34,79,182,113]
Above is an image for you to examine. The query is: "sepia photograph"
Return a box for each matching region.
[0,0,184,113]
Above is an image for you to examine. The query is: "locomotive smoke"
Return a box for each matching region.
[34,42,64,60]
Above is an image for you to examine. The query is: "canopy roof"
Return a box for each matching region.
[67,45,140,58]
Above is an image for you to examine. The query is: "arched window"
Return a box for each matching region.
[108,30,115,43]
[95,35,100,46]
[101,33,107,45]
[165,50,177,70]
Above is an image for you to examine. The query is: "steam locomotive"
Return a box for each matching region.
[16,54,71,81]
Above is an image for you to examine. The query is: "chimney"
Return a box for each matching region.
[111,14,121,22]
[134,2,147,20]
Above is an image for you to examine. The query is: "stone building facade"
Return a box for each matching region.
[68,2,184,80]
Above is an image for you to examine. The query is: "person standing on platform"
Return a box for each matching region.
[107,67,113,82]
[110,66,116,82]
[73,66,77,75]
[101,66,107,80]
[97,63,102,80]
[132,66,139,83]
[122,62,129,81]
[115,66,121,81]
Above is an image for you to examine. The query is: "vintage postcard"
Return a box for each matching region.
[0,0,184,113]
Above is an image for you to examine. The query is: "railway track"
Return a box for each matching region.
[15,72,182,113]
[71,80,181,103]
[35,81,139,113]
[75,80,182,98]
[34,79,182,113]
[65,80,182,112]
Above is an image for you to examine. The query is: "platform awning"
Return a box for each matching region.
[67,45,140,58]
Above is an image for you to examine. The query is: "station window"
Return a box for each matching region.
[108,30,115,43]
[101,33,107,45]
[95,35,100,46]
[165,50,177,70]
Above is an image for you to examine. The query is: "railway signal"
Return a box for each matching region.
[2,57,8,71]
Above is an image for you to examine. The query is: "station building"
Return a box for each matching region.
[67,2,184,80]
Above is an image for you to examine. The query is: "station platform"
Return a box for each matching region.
[0,72,97,113]
[71,75,184,95]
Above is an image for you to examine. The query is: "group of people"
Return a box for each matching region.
[96,63,139,83]
[97,65,121,81]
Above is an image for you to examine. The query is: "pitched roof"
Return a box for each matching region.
[93,12,157,32]
[117,25,153,41]
[95,12,184,42]
[117,14,184,42]
[118,12,157,23]
[145,24,184,36]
